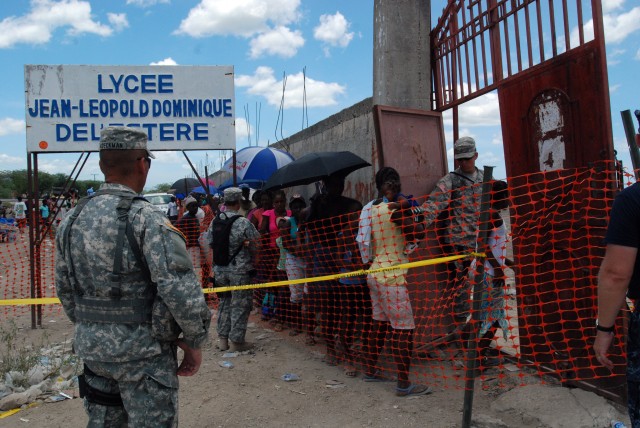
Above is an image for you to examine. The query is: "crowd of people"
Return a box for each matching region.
[160,136,515,400]
[0,190,81,239]
[53,126,521,425]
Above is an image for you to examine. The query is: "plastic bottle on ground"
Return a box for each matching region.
[281,373,300,382]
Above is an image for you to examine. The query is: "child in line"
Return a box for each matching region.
[387,193,426,255]
[276,215,315,344]
[470,180,514,369]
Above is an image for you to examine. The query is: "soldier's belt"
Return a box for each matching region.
[74,296,154,324]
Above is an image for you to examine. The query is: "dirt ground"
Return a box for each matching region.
[0,229,632,427]
[1,307,628,428]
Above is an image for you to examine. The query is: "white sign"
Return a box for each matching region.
[24,65,236,153]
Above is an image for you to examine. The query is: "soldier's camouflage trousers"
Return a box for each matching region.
[216,271,253,343]
[83,349,179,428]
[452,252,472,321]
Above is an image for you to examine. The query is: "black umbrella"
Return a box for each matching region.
[169,178,200,197]
[263,151,371,190]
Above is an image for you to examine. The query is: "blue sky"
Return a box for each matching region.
[1,0,639,191]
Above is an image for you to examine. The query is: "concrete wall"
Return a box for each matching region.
[209,98,378,205]
[269,97,379,205]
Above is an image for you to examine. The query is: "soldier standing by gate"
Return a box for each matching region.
[55,127,211,427]
[421,137,484,330]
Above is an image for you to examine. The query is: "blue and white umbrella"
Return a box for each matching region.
[223,146,295,185]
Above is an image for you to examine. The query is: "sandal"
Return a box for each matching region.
[363,371,392,382]
[344,364,357,377]
[273,322,284,332]
[395,384,433,397]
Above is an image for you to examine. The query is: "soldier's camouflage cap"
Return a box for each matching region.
[99,126,155,159]
[223,187,242,203]
[454,136,476,160]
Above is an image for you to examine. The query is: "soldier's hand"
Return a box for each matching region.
[176,340,203,376]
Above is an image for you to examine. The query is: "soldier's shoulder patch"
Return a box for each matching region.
[437,182,448,193]
[163,221,186,241]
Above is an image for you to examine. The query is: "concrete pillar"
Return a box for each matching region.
[373,0,431,111]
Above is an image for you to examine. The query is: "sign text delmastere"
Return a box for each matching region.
[24,65,236,153]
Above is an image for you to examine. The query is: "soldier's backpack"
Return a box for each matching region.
[210,212,243,266]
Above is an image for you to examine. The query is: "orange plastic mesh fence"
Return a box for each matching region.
[0,160,630,390]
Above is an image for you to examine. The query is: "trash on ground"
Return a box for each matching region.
[281,373,300,382]
[218,361,234,369]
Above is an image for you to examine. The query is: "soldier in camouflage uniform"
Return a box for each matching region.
[594,182,640,427]
[209,187,260,352]
[421,137,484,322]
[55,127,211,428]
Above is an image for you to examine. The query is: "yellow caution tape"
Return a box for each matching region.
[205,252,484,294]
[0,297,60,306]
[0,408,21,419]
[0,252,484,305]
[0,402,40,419]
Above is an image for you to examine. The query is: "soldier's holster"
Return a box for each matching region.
[78,364,124,407]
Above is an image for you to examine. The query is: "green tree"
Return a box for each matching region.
[0,169,105,200]
[145,182,172,193]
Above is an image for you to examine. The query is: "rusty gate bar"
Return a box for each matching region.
[430,0,598,111]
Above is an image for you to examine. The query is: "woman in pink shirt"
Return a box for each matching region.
[259,190,292,331]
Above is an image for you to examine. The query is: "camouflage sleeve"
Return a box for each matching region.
[241,218,261,254]
[140,209,211,349]
[422,175,453,227]
[54,218,76,323]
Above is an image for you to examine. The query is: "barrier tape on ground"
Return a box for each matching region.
[0,253,481,306]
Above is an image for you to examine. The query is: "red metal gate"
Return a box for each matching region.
[431,0,621,400]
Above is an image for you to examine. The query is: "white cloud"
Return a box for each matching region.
[636,48,640,60]
[235,66,345,108]
[0,153,24,166]
[107,13,129,32]
[442,91,501,127]
[175,0,301,38]
[0,0,126,48]
[0,118,25,137]
[40,156,99,176]
[603,6,640,44]
[607,48,626,65]
[573,5,640,46]
[150,57,178,65]
[313,12,354,51]
[126,0,170,7]
[150,151,182,164]
[235,117,251,141]
[610,84,621,93]
[249,26,304,58]
[490,133,503,146]
[603,0,625,13]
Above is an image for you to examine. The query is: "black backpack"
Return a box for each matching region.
[210,213,243,266]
